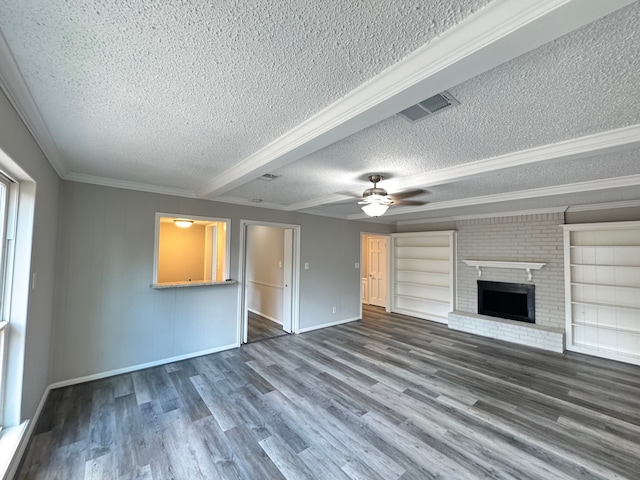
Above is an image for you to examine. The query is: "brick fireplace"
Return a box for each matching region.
[448,212,566,353]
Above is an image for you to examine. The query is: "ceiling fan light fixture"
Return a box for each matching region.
[361,196,390,217]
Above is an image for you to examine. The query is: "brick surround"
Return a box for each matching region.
[448,311,565,353]
[452,212,566,351]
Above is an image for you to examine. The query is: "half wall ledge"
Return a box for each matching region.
[448,311,565,353]
[150,280,237,289]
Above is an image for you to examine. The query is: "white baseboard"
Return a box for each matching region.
[298,316,360,333]
[48,343,238,390]
[248,308,282,325]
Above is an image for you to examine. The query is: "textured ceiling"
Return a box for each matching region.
[0,0,638,224]
[230,2,640,206]
[0,0,490,189]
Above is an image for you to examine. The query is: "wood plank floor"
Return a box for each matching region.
[16,305,640,479]
[247,311,287,343]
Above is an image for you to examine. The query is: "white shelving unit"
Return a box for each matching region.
[562,221,640,365]
[391,231,456,324]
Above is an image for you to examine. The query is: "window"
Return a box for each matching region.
[153,213,231,286]
[0,173,15,427]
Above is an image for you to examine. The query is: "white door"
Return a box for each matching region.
[368,236,387,307]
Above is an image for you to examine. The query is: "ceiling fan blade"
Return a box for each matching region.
[389,189,426,201]
[336,191,363,199]
[393,200,427,206]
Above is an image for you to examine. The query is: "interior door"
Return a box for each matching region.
[368,236,387,307]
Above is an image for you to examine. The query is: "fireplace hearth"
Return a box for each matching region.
[478,280,535,323]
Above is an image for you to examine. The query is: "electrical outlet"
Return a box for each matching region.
[332,306,337,314]
[355,262,359,269]
[304,262,309,270]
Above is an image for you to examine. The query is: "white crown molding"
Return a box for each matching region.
[197,0,634,199]
[383,124,640,193]
[297,124,640,211]
[64,172,197,198]
[566,199,640,213]
[286,193,353,211]
[0,30,66,177]
[211,195,288,211]
[348,174,640,220]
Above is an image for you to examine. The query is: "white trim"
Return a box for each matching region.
[48,344,237,390]
[560,220,640,232]
[305,124,640,213]
[238,220,301,345]
[382,124,640,194]
[566,199,640,213]
[287,194,353,212]
[153,212,232,286]
[211,196,288,211]
[2,379,50,480]
[247,308,282,325]
[64,173,197,199]
[0,420,28,480]
[196,0,633,199]
[349,174,640,220]
[0,31,66,177]
[298,316,360,333]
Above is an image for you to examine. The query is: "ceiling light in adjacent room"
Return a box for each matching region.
[174,219,194,228]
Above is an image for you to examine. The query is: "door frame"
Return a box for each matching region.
[360,232,392,318]
[238,220,301,345]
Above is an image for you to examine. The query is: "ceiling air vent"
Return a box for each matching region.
[257,173,281,181]
[397,91,460,123]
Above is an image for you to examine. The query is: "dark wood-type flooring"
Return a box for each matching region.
[17,305,640,479]
[247,311,287,343]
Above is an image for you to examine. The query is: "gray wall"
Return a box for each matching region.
[52,181,392,383]
[0,89,60,423]
[456,213,565,329]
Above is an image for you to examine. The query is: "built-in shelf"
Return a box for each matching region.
[392,231,456,324]
[571,322,640,336]
[393,293,450,305]
[562,221,640,366]
[151,280,236,289]
[571,300,640,313]
[462,260,546,282]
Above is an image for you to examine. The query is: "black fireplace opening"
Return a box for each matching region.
[478,280,535,323]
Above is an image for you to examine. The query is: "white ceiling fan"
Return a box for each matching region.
[358,174,426,217]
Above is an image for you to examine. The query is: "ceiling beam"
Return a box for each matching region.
[290,123,640,211]
[347,174,640,220]
[196,0,637,199]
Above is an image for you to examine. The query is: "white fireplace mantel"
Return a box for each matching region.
[462,260,546,282]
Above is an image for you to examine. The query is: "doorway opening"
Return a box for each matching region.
[238,221,300,344]
[360,233,390,313]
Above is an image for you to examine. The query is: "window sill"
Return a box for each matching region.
[0,421,29,480]
[150,280,236,289]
